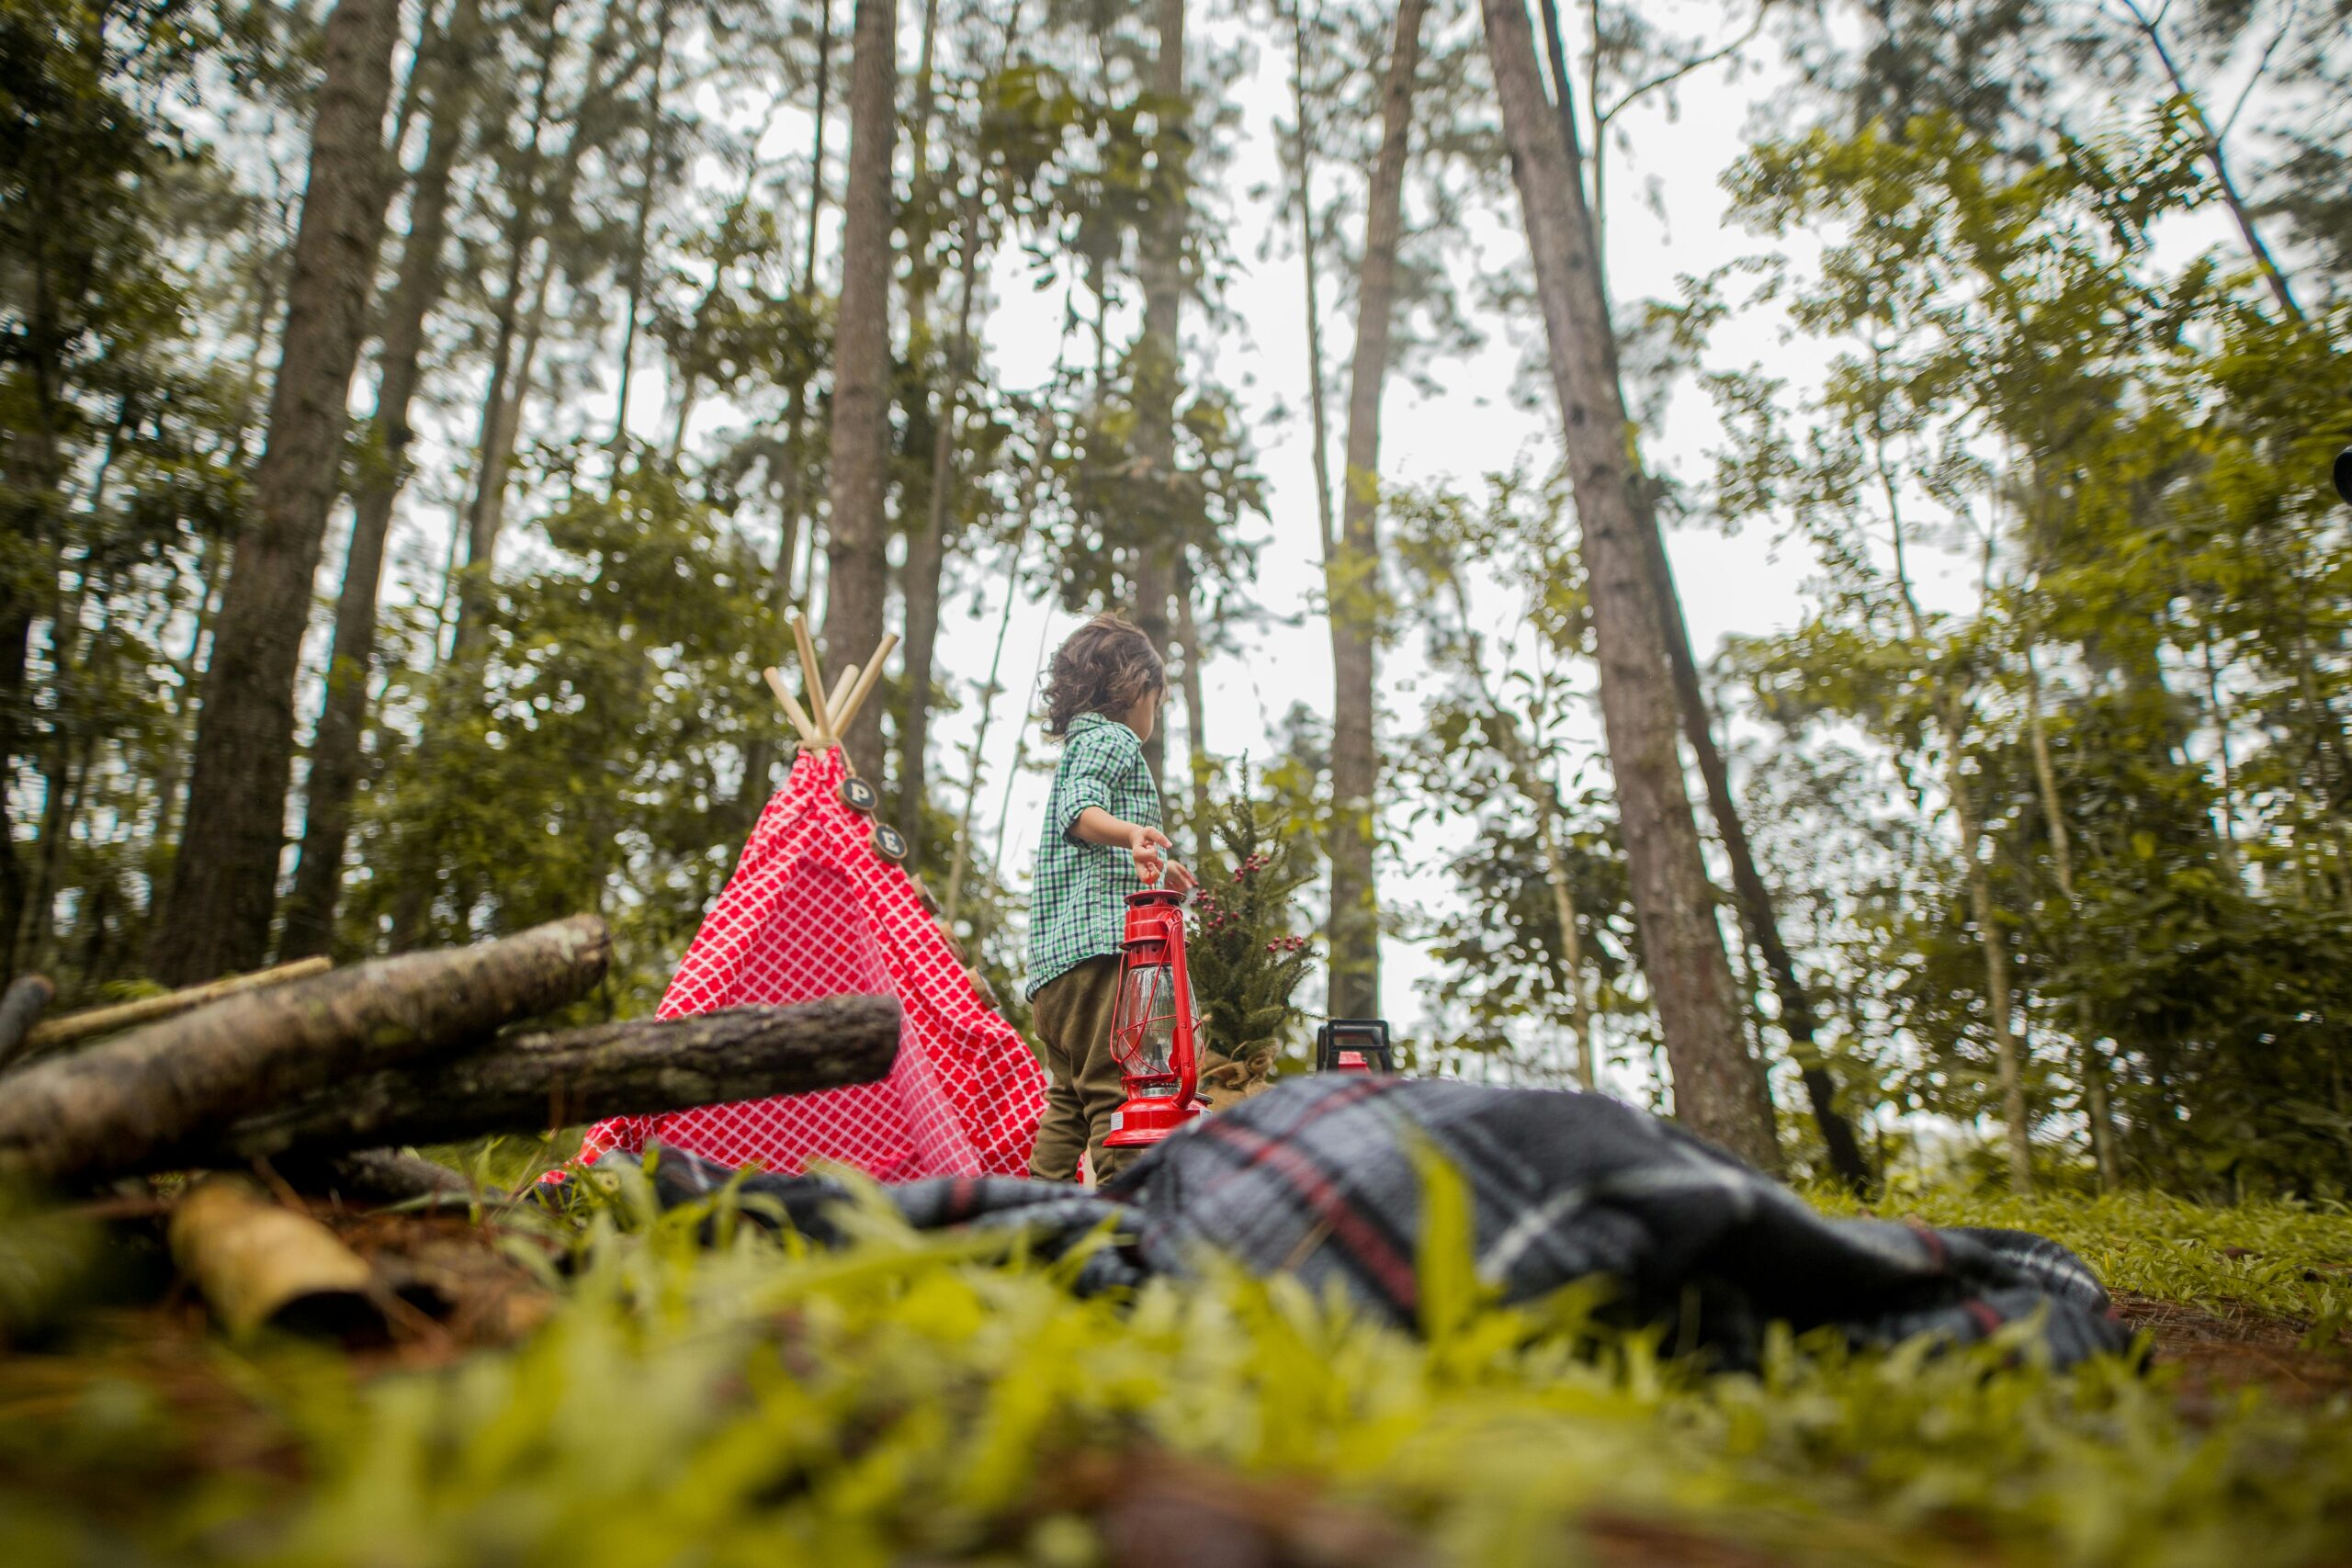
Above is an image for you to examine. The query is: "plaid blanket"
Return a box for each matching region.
[645,1075,2132,1367]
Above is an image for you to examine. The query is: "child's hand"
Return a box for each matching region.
[1161,859,1198,892]
[1127,824,1173,884]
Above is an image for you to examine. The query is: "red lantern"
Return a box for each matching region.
[1104,887,1204,1149]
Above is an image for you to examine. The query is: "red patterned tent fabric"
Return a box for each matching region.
[577,745,1046,1179]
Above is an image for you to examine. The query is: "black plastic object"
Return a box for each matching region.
[1315,1018,1394,1074]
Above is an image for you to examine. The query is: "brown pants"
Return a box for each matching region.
[1027,954,1134,1184]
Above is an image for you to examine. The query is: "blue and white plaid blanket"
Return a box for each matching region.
[646,1075,2132,1368]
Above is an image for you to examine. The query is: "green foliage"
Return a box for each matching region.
[1387,468,1645,1086]
[352,454,779,1010]
[1184,770,1318,1075]
[1706,109,2352,1192]
[5,1181,2352,1563]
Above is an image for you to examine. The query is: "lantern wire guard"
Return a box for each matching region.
[1104,886,1204,1148]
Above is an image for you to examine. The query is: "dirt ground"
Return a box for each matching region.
[2113,1289,2352,1412]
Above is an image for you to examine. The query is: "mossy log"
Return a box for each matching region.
[187,997,902,1168]
[0,915,611,1185]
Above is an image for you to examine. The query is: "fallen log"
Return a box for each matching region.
[169,1176,384,1340]
[0,915,612,1186]
[186,996,901,1168]
[21,956,332,1056]
[283,1148,489,1207]
[0,975,56,1069]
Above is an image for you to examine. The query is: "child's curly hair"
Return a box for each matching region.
[1043,613,1167,739]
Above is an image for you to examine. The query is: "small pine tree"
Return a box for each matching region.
[1186,773,1318,1089]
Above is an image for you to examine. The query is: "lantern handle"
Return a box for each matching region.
[1169,897,1201,1113]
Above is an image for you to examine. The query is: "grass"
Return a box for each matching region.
[1814,1185,2352,1329]
[0,1168,2347,1566]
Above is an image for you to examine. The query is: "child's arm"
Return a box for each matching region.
[1071,808,1197,890]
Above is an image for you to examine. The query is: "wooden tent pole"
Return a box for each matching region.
[826,664,860,728]
[790,615,833,744]
[833,632,899,736]
[762,667,821,748]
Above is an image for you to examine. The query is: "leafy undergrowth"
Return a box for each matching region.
[0,1173,2348,1567]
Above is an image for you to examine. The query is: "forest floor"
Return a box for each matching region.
[1,1166,2347,1567]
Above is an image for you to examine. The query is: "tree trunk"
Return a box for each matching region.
[1,916,610,1185]
[2023,649,2120,1190]
[282,0,489,960]
[1325,0,1426,1021]
[732,6,837,825]
[451,240,557,668]
[186,997,899,1168]
[944,499,1035,925]
[1947,744,2033,1193]
[447,0,620,668]
[1130,0,1189,790]
[897,191,986,850]
[609,0,676,452]
[1288,0,1337,558]
[148,0,405,985]
[1641,523,1869,1189]
[820,0,900,785]
[1533,793,1597,1088]
[1480,0,1777,1169]
[1174,553,1215,840]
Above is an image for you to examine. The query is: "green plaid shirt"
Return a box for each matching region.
[1026,712,1162,998]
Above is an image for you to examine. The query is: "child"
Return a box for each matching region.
[1026,613,1197,1184]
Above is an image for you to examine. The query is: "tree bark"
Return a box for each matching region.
[0,915,611,1185]
[897,190,987,850]
[609,0,677,451]
[184,997,900,1168]
[1129,0,1189,790]
[0,975,55,1071]
[1533,790,1597,1088]
[448,0,622,669]
[1174,554,1215,842]
[2023,649,2120,1190]
[1325,0,1426,1021]
[1480,0,1778,1169]
[1288,0,1337,562]
[282,0,490,960]
[732,5,838,826]
[820,0,900,785]
[944,502,1035,925]
[1947,742,2033,1193]
[1641,524,1869,1189]
[148,0,406,985]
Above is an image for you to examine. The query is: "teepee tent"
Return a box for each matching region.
[578,621,1047,1179]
